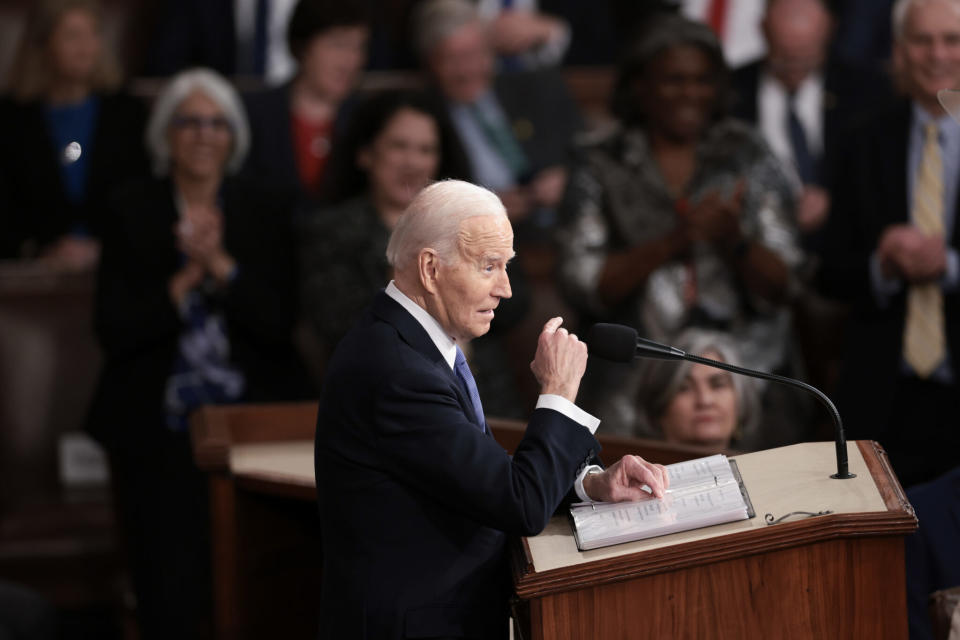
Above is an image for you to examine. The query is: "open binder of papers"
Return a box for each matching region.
[569,454,755,551]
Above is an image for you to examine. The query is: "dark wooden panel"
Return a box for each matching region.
[531,537,906,640]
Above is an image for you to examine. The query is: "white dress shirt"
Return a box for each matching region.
[385,281,602,500]
[757,70,825,190]
[234,0,297,85]
[681,0,766,69]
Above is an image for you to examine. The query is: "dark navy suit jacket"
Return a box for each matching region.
[730,58,891,192]
[905,467,960,640]
[315,291,599,639]
[819,102,960,437]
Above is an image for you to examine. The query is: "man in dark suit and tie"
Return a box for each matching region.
[731,0,890,241]
[819,0,960,488]
[413,0,582,228]
[314,180,668,639]
[905,466,960,639]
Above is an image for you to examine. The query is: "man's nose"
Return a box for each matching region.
[494,269,512,299]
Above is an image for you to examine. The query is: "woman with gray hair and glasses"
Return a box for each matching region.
[635,329,761,450]
[87,68,308,640]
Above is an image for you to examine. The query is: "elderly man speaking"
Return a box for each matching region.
[314,180,667,639]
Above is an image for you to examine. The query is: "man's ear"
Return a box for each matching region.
[418,249,441,294]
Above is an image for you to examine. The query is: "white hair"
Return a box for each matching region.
[144,67,250,177]
[412,0,482,60]
[893,0,960,40]
[385,180,506,271]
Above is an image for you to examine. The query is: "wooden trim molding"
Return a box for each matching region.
[512,440,918,600]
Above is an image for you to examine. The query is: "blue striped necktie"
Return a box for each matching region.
[454,346,486,432]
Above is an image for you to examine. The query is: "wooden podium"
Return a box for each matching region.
[191,403,916,639]
[512,441,917,639]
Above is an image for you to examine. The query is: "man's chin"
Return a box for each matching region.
[470,321,493,339]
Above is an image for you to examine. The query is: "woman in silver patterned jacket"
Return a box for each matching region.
[557,14,803,437]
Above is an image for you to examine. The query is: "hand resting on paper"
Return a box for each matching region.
[581,455,670,502]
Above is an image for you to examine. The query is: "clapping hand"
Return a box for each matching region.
[175,203,236,283]
[681,180,745,249]
[877,224,947,283]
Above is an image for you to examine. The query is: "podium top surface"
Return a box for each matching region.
[229,439,315,490]
[223,439,915,590]
[523,441,910,577]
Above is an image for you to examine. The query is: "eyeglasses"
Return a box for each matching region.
[170,115,233,132]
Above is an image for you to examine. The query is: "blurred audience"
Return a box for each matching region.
[557,14,802,435]
[904,466,960,640]
[544,0,619,66]
[0,167,15,260]
[832,0,897,75]
[475,0,571,70]
[299,88,530,415]
[299,89,469,352]
[732,0,892,244]
[0,0,147,269]
[678,0,767,69]
[413,0,582,230]
[0,581,56,640]
[242,0,369,202]
[145,0,300,85]
[87,68,309,639]
[634,329,760,449]
[819,0,960,488]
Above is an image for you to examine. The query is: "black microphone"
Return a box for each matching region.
[585,323,855,480]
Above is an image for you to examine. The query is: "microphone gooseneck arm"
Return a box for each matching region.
[677,350,854,480]
[584,323,855,480]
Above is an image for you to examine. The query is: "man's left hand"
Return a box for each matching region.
[581,455,669,502]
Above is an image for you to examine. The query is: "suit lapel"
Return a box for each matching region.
[25,103,69,209]
[949,470,960,534]
[881,102,912,229]
[371,291,478,424]
[737,62,761,123]
[822,66,840,156]
[273,86,299,186]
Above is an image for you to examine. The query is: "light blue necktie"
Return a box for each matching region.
[454,346,486,433]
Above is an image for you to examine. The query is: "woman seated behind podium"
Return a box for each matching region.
[636,329,761,450]
[0,0,147,268]
[87,68,309,640]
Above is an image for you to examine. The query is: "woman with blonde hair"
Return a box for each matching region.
[0,0,147,267]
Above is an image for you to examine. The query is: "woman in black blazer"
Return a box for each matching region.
[88,68,309,640]
[1,0,147,266]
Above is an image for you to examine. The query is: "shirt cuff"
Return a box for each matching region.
[574,464,603,502]
[869,250,902,306]
[536,394,600,434]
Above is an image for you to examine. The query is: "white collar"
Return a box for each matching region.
[385,281,458,370]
